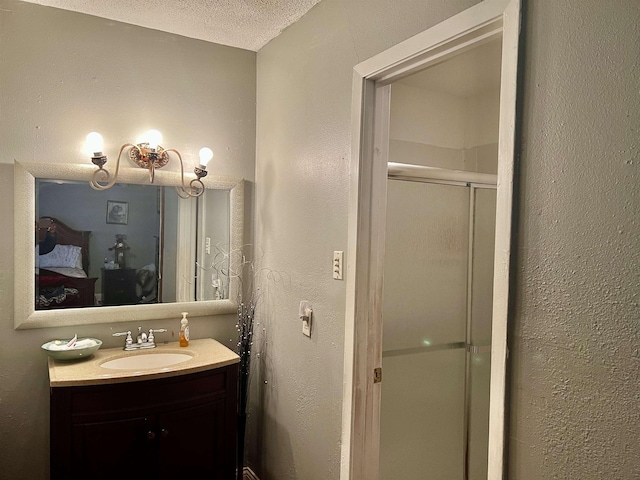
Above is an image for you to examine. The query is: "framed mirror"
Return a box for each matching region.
[14,161,244,329]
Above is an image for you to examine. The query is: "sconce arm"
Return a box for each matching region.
[90,143,136,191]
[165,148,206,198]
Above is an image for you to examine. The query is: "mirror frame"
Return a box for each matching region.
[14,161,244,329]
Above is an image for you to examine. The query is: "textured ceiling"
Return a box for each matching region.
[20,0,323,51]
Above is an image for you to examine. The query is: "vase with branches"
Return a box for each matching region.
[196,245,272,480]
[236,295,256,480]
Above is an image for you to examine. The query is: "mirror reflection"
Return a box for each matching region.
[35,180,230,310]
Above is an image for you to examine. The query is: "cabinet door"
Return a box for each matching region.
[73,416,156,480]
[156,399,231,479]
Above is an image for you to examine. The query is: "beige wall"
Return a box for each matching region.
[0,1,255,478]
[255,0,639,479]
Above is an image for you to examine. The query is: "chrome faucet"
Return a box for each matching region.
[113,327,167,351]
[136,326,148,344]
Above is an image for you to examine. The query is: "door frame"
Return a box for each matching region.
[340,1,522,479]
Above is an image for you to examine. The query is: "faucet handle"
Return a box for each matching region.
[148,328,167,344]
[112,331,133,346]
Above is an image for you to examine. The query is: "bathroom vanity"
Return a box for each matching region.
[48,338,239,479]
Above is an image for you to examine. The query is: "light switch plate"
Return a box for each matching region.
[333,251,343,280]
[302,313,311,337]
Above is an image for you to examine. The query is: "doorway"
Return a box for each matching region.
[341,1,522,479]
[380,38,501,479]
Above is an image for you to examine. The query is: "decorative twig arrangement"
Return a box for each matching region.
[236,296,255,480]
[195,244,288,480]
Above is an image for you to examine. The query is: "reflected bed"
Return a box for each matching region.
[36,217,97,309]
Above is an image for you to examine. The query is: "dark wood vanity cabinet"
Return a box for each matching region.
[50,365,238,480]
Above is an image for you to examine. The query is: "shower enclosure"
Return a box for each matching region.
[379,163,496,480]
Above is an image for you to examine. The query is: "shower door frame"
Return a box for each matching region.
[341,1,522,479]
[383,172,498,479]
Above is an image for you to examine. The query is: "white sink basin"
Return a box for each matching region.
[100,352,193,370]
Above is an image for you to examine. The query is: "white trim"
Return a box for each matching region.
[176,195,197,302]
[488,0,521,475]
[341,1,521,478]
[353,1,510,82]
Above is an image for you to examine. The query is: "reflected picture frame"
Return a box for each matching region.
[106,200,128,225]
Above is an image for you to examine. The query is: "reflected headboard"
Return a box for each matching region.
[37,217,91,273]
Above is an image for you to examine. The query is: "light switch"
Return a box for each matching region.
[300,300,312,337]
[333,251,343,280]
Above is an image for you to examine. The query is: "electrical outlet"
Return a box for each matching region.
[333,251,343,280]
[205,237,211,254]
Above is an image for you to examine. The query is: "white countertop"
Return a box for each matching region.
[47,338,239,387]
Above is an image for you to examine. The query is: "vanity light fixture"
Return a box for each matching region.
[86,130,213,198]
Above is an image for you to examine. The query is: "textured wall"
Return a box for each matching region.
[254,0,479,478]
[508,1,640,478]
[0,2,255,478]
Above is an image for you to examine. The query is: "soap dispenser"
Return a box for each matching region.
[179,312,190,347]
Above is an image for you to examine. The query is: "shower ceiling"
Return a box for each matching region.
[18,0,323,51]
[398,39,503,98]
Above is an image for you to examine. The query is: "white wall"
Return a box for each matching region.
[390,82,499,174]
[0,1,255,478]
[391,84,467,149]
[464,88,500,149]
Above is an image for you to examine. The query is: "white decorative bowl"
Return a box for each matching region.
[42,338,103,361]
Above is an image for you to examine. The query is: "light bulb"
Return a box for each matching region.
[144,129,163,150]
[85,132,104,156]
[198,147,213,168]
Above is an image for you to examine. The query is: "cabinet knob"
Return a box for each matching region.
[147,431,156,441]
[161,428,169,438]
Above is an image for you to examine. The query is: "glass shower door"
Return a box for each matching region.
[379,179,496,480]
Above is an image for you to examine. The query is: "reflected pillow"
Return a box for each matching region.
[39,244,82,269]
